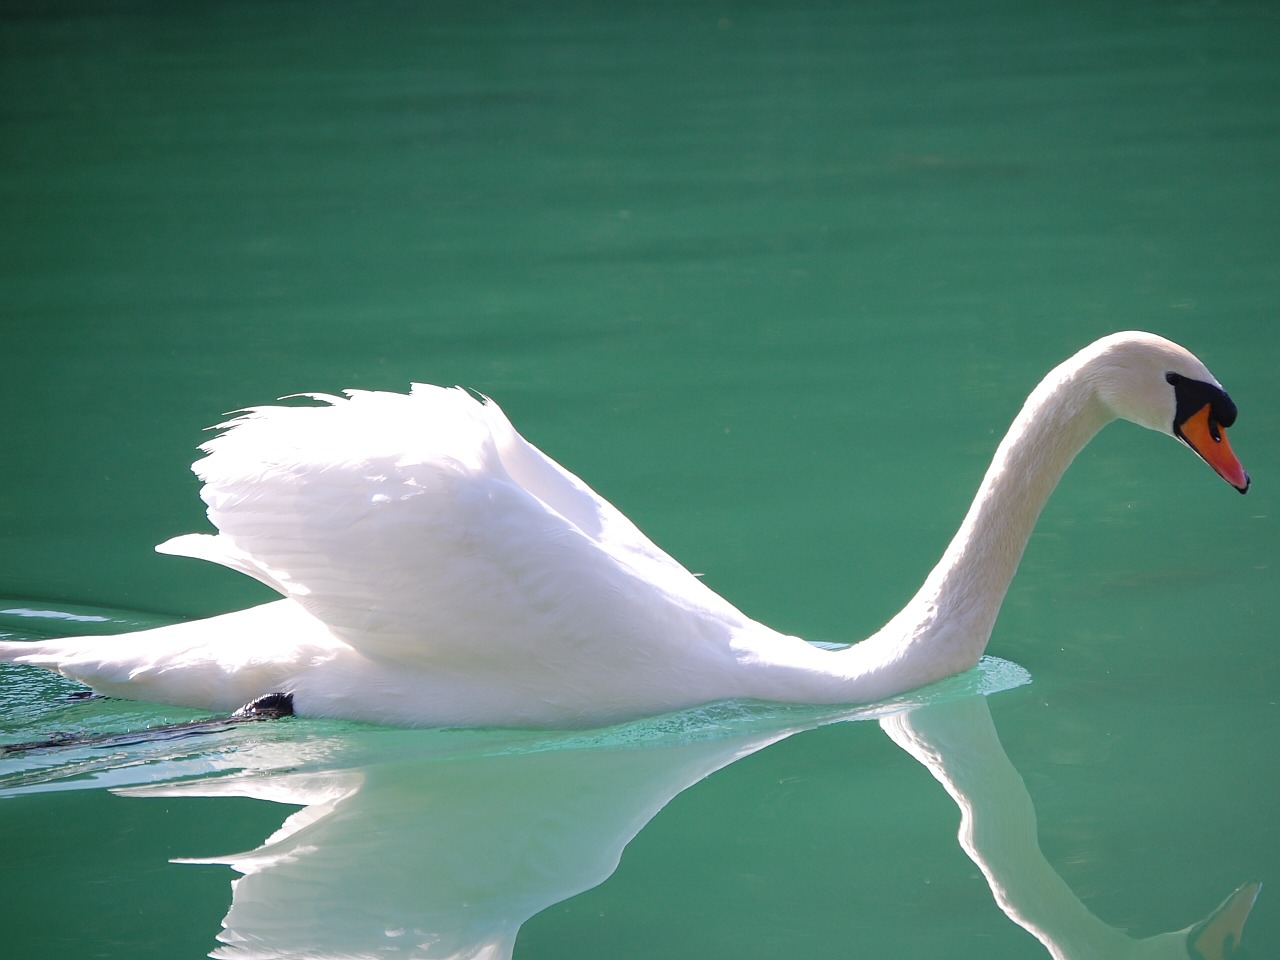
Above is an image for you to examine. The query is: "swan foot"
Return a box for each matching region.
[231,692,295,719]
[0,694,295,756]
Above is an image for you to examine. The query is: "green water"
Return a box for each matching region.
[2,1,1277,956]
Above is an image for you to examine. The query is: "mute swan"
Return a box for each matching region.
[0,332,1249,728]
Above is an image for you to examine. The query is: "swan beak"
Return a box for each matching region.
[1177,404,1250,493]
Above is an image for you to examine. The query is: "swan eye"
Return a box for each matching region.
[1167,372,1237,433]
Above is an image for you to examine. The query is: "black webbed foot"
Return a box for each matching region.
[1,692,296,756]
[232,692,295,720]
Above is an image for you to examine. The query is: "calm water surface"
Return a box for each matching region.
[1,2,1277,957]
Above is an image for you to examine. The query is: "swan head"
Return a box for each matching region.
[1085,331,1250,493]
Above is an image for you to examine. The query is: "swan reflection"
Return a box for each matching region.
[881,697,1259,960]
[113,664,1255,960]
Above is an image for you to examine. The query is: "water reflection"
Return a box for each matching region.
[882,698,1259,960]
[102,663,1255,960]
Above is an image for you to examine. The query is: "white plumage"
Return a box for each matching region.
[0,332,1249,727]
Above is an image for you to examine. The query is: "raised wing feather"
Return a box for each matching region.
[181,386,752,670]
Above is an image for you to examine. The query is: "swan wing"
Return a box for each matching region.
[155,532,289,595]
[181,386,751,671]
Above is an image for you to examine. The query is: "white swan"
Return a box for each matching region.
[0,332,1249,728]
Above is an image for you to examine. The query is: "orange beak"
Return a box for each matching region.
[1178,404,1250,493]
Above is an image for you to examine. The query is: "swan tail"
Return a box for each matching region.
[0,639,50,666]
[0,636,153,698]
[0,602,344,712]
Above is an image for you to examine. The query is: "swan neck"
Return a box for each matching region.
[862,361,1112,691]
[939,365,1108,599]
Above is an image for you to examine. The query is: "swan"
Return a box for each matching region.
[0,332,1249,728]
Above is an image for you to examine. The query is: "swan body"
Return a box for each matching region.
[0,332,1249,728]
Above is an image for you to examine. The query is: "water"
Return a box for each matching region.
[1,1,1277,956]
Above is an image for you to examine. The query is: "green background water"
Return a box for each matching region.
[1,1,1277,957]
